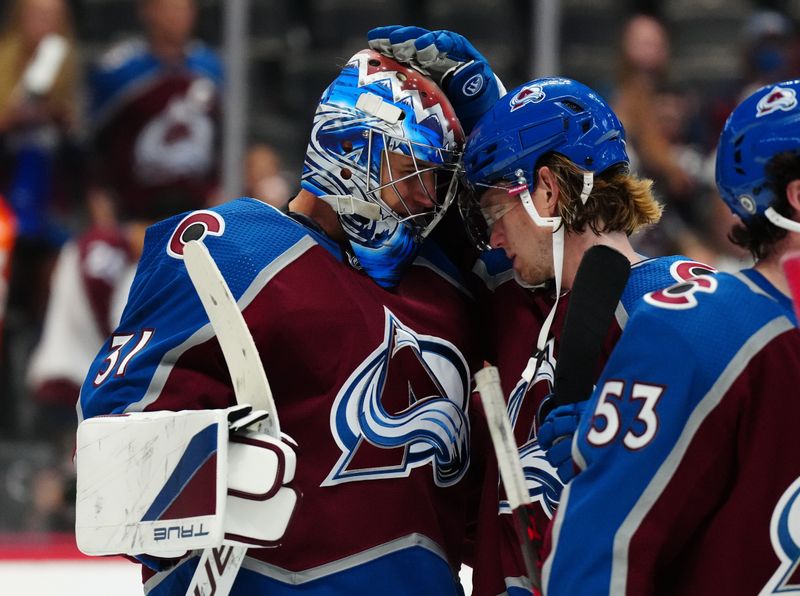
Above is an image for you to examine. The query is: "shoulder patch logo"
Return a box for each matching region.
[763,475,800,594]
[757,85,798,118]
[644,274,717,310]
[510,84,545,112]
[167,210,225,258]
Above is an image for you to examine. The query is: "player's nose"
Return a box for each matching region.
[489,220,506,249]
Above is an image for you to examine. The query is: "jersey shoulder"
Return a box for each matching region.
[79,200,324,419]
[128,198,320,307]
[619,270,792,376]
[185,41,224,86]
[620,255,715,319]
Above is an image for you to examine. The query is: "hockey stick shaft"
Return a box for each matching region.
[475,366,541,594]
[182,239,279,596]
[550,245,630,410]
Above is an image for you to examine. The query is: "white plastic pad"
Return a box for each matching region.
[75,409,229,556]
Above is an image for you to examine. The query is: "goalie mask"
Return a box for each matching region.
[302,49,464,288]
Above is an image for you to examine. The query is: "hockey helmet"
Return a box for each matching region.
[716,79,800,232]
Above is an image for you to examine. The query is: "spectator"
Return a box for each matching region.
[244,142,292,210]
[26,0,224,438]
[612,14,695,203]
[87,0,224,225]
[0,0,82,439]
[739,10,797,100]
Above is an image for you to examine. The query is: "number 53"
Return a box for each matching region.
[587,381,665,450]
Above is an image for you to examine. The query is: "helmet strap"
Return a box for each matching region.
[766,206,800,233]
[580,172,594,204]
[515,186,566,353]
[318,194,382,220]
[535,225,565,353]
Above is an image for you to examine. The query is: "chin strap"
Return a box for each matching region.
[513,180,567,384]
[766,206,800,233]
[318,194,382,220]
[535,224,565,353]
[580,172,594,204]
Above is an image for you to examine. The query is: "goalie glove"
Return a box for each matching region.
[75,406,299,559]
[368,25,505,134]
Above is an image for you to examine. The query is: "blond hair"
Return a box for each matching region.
[541,153,663,235]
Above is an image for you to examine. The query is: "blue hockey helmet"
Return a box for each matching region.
[463,77,628,190]
[302,49,464,287]
[716,80,800,231]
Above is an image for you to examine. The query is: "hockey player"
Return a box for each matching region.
[76,49,494,595]
[366,28,716,595]
[463,77,719,596]
[88,0,223,223]
[543,81,800,594]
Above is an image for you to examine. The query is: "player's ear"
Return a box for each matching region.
[786,179,800,219]
[536,166,559,213]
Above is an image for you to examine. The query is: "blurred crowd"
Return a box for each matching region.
[0,0,797,534]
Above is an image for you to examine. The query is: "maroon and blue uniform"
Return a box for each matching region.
[79,198,480,595]
[544,268,800,595]
[89,38,223,220]
[470,254,715,596]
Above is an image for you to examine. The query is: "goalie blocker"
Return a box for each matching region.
[75,405,298,558]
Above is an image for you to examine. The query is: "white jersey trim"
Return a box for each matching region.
[142,532,451,593]
[471,257,515,292]
[609,315,794,594]
[123,235,317,415]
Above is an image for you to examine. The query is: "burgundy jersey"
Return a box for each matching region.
[545,269,800,595]
[28,226,134,406]
[471,253,715,596]
[89,38,223,221]
[80,199,481,595]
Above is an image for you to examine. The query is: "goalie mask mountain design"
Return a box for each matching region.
[302,49,464,288]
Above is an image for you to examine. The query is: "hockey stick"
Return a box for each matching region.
[543,244,631,416]
[782,250,800,323]
[475,366,541,594]
[182,239,280,596]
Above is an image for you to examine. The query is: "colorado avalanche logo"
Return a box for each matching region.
[167,210,225,258]
[322,307,471,487]
[499,341,562,518]
[510,84,545,112]
[644,274,717,310]
[762,476,800,594]
[757,85,798,118]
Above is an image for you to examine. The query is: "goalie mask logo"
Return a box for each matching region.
[763,475,800,594]
[322,307,470,487]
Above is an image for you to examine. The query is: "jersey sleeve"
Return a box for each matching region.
[78,199,313,420]
[543,280,791,595]
[542,307,701,594]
